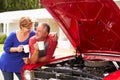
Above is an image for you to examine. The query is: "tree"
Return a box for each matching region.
[0,0,5,12]
[0,0,42,12]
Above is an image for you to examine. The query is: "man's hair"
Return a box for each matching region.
[42,23,50,33]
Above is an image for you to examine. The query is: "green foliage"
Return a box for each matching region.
[0,44,3,52]
[0,0,5,12]
[0,0,42,12]
[0,34,7,44]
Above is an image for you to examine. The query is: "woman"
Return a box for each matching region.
[0,16,35,80]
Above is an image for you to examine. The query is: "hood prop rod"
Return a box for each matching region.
[74,46,84,64]
[71,46,82,67]
[75,46,82,57]
[112,61,119,70]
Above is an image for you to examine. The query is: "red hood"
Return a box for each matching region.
[40,0,120,60]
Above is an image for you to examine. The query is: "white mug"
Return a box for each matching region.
[23,45,29,53]
[37,41,45,50]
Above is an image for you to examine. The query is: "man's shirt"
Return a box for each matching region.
[29,34,58,61]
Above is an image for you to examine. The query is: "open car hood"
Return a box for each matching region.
[41,0,120,61]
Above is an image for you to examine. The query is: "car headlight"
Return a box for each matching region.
[24,70,32,80]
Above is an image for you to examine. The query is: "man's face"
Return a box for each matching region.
[36,25,48,40]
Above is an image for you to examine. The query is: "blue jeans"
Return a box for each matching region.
[1,71,22,80]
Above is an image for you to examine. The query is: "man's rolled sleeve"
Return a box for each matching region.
[29,36,36,57]
[45,36,58,60]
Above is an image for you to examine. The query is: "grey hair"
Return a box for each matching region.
[39,23,50,33]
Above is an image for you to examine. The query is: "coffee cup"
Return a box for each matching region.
[37,41,45,50]
[23,45,29,53]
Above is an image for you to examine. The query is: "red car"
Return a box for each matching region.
[21,0,120,80]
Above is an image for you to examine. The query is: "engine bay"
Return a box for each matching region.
[32,56,118,80]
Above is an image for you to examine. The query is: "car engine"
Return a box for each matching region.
[31,56,118,80]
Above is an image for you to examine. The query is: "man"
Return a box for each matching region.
[26,23,58,64]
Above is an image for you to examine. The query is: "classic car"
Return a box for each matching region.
[21,0,120,80]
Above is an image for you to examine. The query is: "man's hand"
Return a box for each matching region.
[23,57,30,64]
[38,57,48,62]
[34,43,39,50]
[53,33,58,41]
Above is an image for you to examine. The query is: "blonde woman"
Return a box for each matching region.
[0,17,35,80]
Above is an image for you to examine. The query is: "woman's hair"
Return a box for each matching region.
[19,16,32,29]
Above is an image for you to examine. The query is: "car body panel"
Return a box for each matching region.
[21,0,120,79]
[103,70,120,80]
[41,0,120,61]
[21,55,75,79]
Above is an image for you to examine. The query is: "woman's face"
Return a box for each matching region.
[22,22,33,33]
[20,17,33,33]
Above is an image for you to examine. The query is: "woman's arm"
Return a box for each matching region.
[10,45,23,52]
[4,32,23,53]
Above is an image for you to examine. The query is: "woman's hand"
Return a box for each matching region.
[17,45,23,52]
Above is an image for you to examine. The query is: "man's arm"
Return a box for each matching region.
[30,43,40,64]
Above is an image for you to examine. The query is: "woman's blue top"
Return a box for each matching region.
[0,30,35,73]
